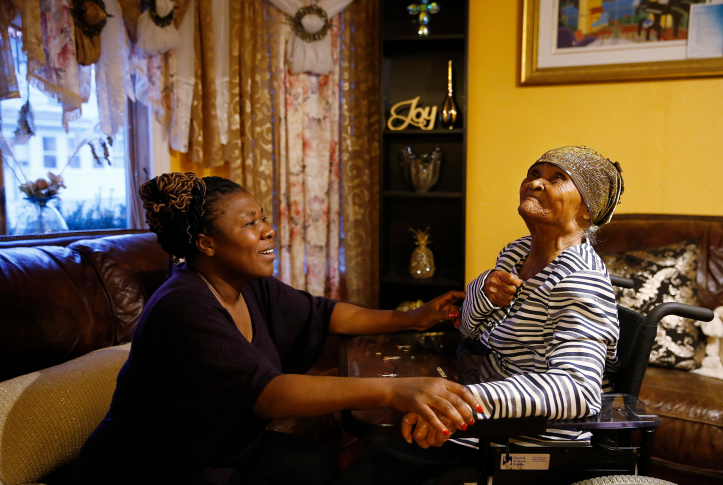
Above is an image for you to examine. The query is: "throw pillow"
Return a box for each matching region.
[601,240,706,370]
[0,344,130,485]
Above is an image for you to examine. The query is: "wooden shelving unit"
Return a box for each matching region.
[378,0,468,309]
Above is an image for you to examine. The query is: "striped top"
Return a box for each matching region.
[460,236,620,427]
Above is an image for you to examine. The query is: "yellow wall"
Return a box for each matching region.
[465,1,723,282]
[170,151,231,179]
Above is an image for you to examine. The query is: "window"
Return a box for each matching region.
[13,143,28,167]
[1,32,132,235]
[42,137,56,168]
[67,137,80,169]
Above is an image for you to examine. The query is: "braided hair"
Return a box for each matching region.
[139,173,247,258]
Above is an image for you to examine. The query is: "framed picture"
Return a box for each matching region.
[522,0,723,84]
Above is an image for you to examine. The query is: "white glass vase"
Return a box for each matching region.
[13,197,69,235]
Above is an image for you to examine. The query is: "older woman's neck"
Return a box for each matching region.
[522,225,584,278]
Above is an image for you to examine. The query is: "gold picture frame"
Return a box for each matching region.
[521,0,723,85]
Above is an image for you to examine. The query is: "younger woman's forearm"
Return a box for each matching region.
[252,374,395,419]
[253,374,480,435]
[328,302,414,335]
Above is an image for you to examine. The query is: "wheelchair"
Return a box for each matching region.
[339,276,715,485]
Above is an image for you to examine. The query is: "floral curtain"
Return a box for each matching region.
[186,0,378,307]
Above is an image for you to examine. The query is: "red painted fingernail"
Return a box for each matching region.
[449,312,458,318]
[476,404,483,412]
[469,419,475,426]
[460,423,467,431]
[442,429,449,436]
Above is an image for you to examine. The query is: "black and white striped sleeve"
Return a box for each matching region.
[460,269,500,340]
[467,270,619,421]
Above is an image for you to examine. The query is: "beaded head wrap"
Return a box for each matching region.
[531,146,624,226]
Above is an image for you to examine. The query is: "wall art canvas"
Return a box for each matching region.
[522,0,723,84]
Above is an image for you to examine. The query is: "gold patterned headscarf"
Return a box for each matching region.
[531,146,624,226]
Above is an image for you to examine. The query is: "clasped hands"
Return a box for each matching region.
[400,273,523,447]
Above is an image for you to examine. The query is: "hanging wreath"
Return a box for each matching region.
[293,5,330,43]
[148,0,175,28]
[69,0,111,65]
[69,0,110,38]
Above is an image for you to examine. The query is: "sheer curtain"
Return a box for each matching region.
[187,0,378,306]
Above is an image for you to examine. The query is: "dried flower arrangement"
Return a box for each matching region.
[19,172,66,199]
[0,123,113,201]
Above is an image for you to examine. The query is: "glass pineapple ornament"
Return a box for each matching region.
[409,227,436,279]
[440,60,457,129]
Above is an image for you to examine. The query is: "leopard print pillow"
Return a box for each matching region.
[601,240,706,370]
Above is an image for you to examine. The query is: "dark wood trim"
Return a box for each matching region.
[0,228,149,243]
[377,0,468,309]
[127,97,151,230]
[0,160,6,235]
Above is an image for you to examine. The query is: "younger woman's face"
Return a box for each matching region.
[205,191,275,281]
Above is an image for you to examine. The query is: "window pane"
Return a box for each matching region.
[43,155,56,168]
[2,33,129,235]
[42,137,56,152]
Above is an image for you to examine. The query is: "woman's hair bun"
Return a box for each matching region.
[139,172,207,257]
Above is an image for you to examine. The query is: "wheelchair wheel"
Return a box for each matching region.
[572,476,676,485]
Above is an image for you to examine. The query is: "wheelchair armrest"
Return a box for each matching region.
[340,410,548,442]
[644,303,714,327]
[610,275,634,288]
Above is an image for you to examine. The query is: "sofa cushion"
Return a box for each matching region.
[0,344,130,485]
[602,240,706,370]
[640,366,723,472]
[0,246,115,381]
[69,233,168,343]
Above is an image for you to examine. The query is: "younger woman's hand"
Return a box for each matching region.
[482,270,523,307]
[408,290,466,331]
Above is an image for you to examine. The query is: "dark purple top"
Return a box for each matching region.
[71,265,336,484]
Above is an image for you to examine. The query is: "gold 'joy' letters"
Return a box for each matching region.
[387,97,437,131]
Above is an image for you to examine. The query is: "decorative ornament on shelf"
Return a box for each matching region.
[136,0,180,56]
[409,227,436,279]
[400,146,442,192]
[439,60,457,129]
[407,0,440,37]
[387,97,437,131]
[396,300,425,312]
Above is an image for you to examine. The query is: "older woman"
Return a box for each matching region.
[339,146,625,484]
[70,174,479,485]
[456,145,624,428]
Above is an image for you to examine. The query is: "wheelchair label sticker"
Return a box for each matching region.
[500,454,550,470]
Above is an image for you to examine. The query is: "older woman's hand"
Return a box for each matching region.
[409,290,466,331]
[483,271,523,307]
[402,411,458,448]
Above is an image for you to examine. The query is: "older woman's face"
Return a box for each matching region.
[518,163,588,228]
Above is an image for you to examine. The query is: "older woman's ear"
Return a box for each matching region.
[577,203,591,221]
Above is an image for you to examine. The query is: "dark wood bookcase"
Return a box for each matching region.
[378,0,468,309]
